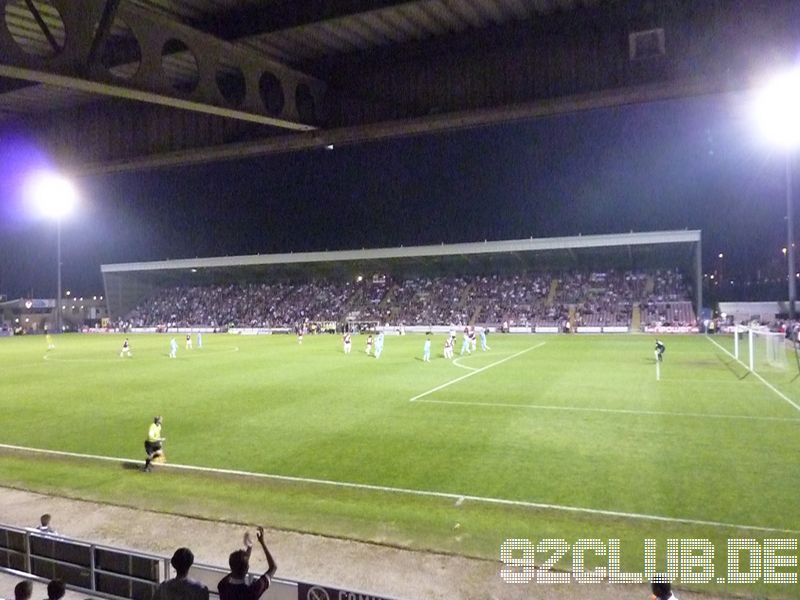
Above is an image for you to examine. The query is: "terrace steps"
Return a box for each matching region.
[547,279,558,304]
[631,305,641,331]
[644,275,655,296]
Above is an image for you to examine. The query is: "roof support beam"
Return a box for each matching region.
[0,64,315,129]
[0,0,325,128]
[75,75,749,175]
[86,0,124,69]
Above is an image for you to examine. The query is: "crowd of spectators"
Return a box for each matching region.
[125,269,694,329]
[471,274,551,326]
[641,269,696,327]
[126,282,354,329]
[562,271,647,327]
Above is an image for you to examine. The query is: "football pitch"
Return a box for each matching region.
[2,332,800,596]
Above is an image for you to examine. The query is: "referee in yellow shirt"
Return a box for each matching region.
[143,416,165,472]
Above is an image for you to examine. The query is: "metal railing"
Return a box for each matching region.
[0,525,299,600]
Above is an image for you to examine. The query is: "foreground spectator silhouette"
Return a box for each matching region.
[46,580,64,600]
[651,581,677,600]
[217,527,276,600]
[154,547,209,600]
[14,581,32,600]
[35,514,56,535]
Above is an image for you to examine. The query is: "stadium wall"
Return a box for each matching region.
[718,301,789,323]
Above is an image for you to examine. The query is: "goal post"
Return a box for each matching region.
[743,328,789,373]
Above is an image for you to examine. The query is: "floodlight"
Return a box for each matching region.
[25,171,79,334]
[27,172,77,220]
[755,68,800,150]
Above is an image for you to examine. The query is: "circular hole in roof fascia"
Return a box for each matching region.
[216,64,247,107]
[161,38,199,93]
[99,17,141,80]
[5,0,66,59]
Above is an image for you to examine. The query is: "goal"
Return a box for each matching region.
[733,327,790,372]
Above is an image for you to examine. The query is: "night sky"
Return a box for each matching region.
[0,89,793,299]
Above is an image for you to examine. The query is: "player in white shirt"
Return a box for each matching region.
[444,335,454,359]
[169,337,178,358]
[343,332,352,354]
[185,333,192,349]
[120,338,132,358]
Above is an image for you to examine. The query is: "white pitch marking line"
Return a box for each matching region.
[0,442,797,535]
[415,399,800,423]
[706,335,800,413]
[409,343,546,402]
[42,346,240,363]
[451,357,477,371]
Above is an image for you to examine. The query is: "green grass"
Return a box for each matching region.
[2,332,800,597]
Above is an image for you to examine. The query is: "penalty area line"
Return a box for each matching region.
[705,335,800,413]
[409,342,546,402]
[0,442,797,535]
[414,399,800,423]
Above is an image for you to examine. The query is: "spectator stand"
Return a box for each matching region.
[101,231,702,333]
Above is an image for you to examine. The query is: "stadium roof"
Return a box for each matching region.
[1,1,796,172]
[102,229,701,273]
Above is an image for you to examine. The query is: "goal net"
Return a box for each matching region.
[734,327,790,372]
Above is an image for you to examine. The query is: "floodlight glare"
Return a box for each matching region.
[755,68,800,149]
[27,172,77,219]
[25,171,79,335]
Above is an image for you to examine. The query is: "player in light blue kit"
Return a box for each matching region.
[423,335,431,362]
[196,332,202,349]
[459,328,471,355]
[374,331,385,359]
[479,328,490,351]
[169,337,178,359]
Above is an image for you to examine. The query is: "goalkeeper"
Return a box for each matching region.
[143,416,165,472]
[654,339,666,362]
